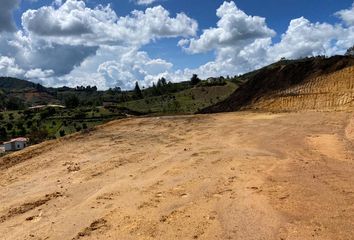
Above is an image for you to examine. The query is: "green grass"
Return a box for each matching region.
[119,81,237,114]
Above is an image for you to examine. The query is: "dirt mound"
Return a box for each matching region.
[200,55,354,113]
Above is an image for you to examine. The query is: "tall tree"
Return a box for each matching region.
[190,74,201,85]
[134,81,143,99]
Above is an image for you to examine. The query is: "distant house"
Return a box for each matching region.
[28,104,65,112]
[3,137,28,152]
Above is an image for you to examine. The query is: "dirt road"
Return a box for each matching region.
[0,112,353,240]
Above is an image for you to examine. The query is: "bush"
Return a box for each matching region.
[75,125,82,132]
[28,127,49,144]
[59,130,65,137]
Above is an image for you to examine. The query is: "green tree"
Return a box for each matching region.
[0,127,7,141]
[6,122,13,131]
[64,94,80,108]
[190,74,201,85]
[26,120,33,128]
[134,82,143,99]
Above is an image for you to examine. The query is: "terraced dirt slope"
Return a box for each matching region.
[200,56,354,113]
[1,112,354,239]
[250,66,354,111]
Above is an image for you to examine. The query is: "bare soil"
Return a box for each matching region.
[0,111,353,240]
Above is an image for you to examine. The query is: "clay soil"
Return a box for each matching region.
[1,111,353,240]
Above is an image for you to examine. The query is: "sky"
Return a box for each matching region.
[0,0,354,90]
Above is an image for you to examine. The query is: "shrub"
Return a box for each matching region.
[59,130,65,137]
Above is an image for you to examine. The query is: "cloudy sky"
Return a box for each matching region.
[0,0,353,89]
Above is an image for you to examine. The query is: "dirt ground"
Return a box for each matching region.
[0,111,353,240]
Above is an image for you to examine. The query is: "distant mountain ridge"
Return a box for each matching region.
[200,55,354,113]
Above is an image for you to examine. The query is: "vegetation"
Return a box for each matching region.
[0,73,241,148]
[346,45,354,56]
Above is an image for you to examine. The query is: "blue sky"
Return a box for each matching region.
[1,0,354,89]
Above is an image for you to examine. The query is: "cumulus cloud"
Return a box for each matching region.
[269,17,344,60]
[1,0,354,90]
[24,68,54,79]
[336,3,354,26]
[181,1,275,54]
[178,1,354,80]
[0,0,197,89]
[0,0,20,32]
[0,32,98,77]
[56,46,174,90]
[22,0,197,47]
[0,56,24,77]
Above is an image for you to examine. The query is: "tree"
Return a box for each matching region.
[345,45,354,56]
[190,74,201,85]
[134,81,143,99]
[0,127,7,141]
[6,122,13,131]
[64,94,80,108]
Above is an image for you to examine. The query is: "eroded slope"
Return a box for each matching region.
[201,56,354,113]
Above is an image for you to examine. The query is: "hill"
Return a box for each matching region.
[0,77,38,91]
[200,55,354,113]
[0,77,58,108]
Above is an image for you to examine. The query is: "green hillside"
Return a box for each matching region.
[0,77,37,90]
[119,81,238,114]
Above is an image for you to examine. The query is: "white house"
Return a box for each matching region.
[3,137,28,151]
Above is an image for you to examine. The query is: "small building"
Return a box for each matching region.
[3,137,28,152]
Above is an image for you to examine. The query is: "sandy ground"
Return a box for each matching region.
[0,111,353,240]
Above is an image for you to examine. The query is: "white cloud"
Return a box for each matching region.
[181,1,275,54]
[0,56,24,77]
[24,68,54,79]
[51,46,173,90]
[269,17,344,60]
[134,0,158,5]
[178,1,354,80]
[1,0,354,90]
[0,0,197,89]
[336,3,354,26]
[22,0,197,47]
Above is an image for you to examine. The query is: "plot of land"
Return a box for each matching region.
[0,111,353,239]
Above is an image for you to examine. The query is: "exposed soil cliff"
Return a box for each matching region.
[200,56,354,113]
